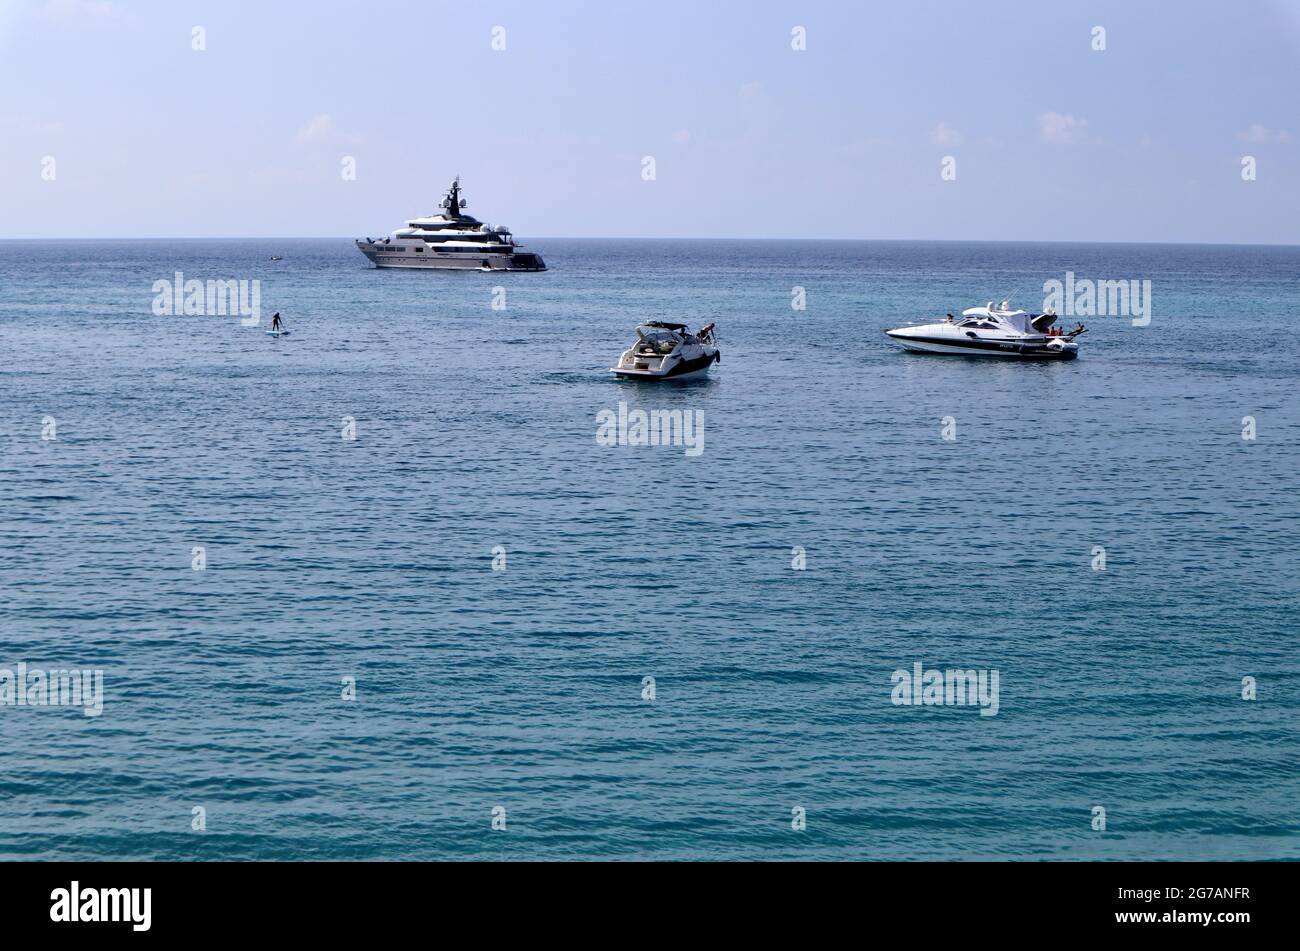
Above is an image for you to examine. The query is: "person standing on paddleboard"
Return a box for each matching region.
[271,312,283,331]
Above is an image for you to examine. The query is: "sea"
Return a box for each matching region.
[0,238,1296,860]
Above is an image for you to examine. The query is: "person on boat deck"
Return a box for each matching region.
[271,312,283,331]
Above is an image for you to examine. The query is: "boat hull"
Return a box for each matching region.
[610,352,718,381]
[355,241,546,271]
[885,331,1078,360]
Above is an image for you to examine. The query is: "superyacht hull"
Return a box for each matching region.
[354,241,546,271]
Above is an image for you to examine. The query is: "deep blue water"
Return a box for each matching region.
[0,238,1297,860]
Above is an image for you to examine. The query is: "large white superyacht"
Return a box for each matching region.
[355,177,546,271]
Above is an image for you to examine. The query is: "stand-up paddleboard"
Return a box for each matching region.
[266,329,290,337]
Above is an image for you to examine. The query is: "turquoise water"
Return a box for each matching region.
[0,238,1297,860]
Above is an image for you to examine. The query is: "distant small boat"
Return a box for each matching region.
[270,255,283,261]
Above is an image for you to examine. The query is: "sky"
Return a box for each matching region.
[2,0,1298,242]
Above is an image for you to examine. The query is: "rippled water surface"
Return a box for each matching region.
[1,239,1297,860]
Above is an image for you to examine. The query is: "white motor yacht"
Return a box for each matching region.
[610,322,720,381]
[355,177,546,271]
[885,301,1084,359]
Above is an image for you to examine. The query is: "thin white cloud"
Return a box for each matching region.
[296,114,335,144]
[930,122,962,148]
[1039,111,1087,145]
[35,0,126,28]
[1240,123,1290,143]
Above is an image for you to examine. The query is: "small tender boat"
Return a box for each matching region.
[885,301,1084,359]
[611,322,720,381]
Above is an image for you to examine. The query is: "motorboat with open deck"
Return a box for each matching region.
[885,301,1085,359]
[610,322,720,381]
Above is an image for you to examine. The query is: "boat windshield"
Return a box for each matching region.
[637,329,682,353]
[961,313,1037,333]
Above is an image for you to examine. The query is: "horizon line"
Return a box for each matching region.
[2,236,1298,249]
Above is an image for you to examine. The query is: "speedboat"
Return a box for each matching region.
[885,301,1084,359]
[610,322,720,381]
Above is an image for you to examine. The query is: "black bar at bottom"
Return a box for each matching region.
[0,860,1281,937]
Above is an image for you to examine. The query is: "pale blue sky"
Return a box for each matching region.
[2,0,1298,242]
